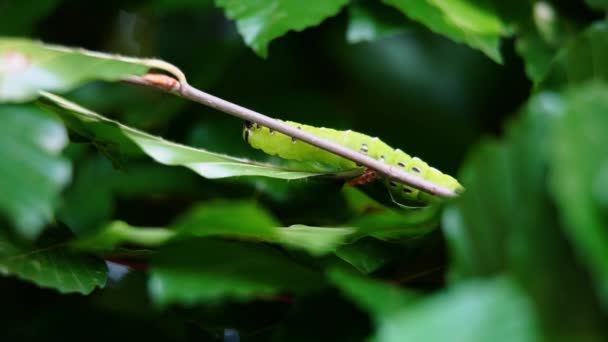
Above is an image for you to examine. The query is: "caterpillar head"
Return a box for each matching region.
[242,121,255,143]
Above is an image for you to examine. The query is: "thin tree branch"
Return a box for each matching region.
[123,74,458,198]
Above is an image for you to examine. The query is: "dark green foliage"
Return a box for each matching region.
[1,0,608,341]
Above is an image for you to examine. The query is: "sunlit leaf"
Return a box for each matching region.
[382,0,508,62]
[215,0,350,57]
[274,224,355,256]
[40,92,355,180]
[0,38,183,102]
[0,104,71,238]
[75,201,355,256]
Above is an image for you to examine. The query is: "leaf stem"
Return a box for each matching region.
[123,75,458,198]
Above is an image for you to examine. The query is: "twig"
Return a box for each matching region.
[123,74,458,198]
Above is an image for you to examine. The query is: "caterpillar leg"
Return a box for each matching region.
[346,168,379,186]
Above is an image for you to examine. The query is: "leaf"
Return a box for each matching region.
[515,29,558,85]
[76,201,355,256]
[372,277,541,342]
[335,237,403,274]
[0,231,107,294]
[514,1,575,85]
[274,225,355,256]
[347,0,411,43]
[349,205,440,240]
[549,82,608,307]
[541,22,608,89]
[173,201,280,238]
[442,89,606,339]
[148,238,325,306]
[40,92,352,180]
[382,0,508,63]
[58,155,114,236]
[215,0,350,57]
[328,268,418,320]
[0,104,71,238]
[0,38,183,102]
[72,221,175,252]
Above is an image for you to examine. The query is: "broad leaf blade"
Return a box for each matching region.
[75,201,355,256]
[373,277,540,342]
[443,89,606,339]
[215,0,350,57]
[382,0,507,63]
[0,104,71,238]
[541,22,608,89]
[149,238,325,305]
[549,82,608,307]
[173,201,279,238]
[274,225,355,256]
[40,92,351,180]
[0,38,182,102]
[0,232,107,294]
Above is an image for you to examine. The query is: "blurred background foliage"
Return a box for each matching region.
[1,0,608,341]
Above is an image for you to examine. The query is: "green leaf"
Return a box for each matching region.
[148,238,325,305]
[515,30,558,85]
[382,0,508,63]
[541,22,608,89]
[76,201,355,256]
[215,0,350,57]
[174,200,279,238]
[549,82,608,307]
[58,155,114,236]
[373,277,541,342]
[0,104,71,238]
[0,231,107,294]
[335,237,403,274]
[175,201,357,255]
[347,0,411,43]
[515,1,576,85]
[443,90,606,339]
[328,268,418,320]
[349,205,440,240]
[274,224,355,256]
[72,221,175,252]
[0,38,183,102]
[40,92,353,180]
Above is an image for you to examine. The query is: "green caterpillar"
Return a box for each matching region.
[243,120,462,205]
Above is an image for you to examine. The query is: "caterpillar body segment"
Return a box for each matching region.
[243,120,462,204]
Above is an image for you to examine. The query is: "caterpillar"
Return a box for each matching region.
[243,120,462,205]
